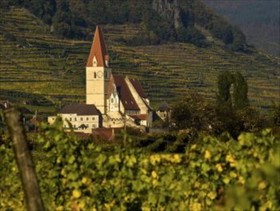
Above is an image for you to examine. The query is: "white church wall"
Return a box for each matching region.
[108,92,119,113]
[86,66,111,114]
[48,113,99,134]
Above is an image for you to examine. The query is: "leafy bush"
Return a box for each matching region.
[171,94,216,132]
[1,119,279,210]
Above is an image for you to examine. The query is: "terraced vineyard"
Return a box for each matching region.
[0,7,87,107]
[104,26,279,108]
[0,7,279,113]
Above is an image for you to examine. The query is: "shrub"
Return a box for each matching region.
[1,122,279,210]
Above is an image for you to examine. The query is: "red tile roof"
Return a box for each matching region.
[59,103,99,115]
[129,78,147,98]
[129,114,148,121]
[86,26,108,67]
[114,75,140,111]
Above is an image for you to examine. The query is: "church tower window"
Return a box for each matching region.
[93,56,97,67]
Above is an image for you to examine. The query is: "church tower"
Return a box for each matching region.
[86,26,111,114]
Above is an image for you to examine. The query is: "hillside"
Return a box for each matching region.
[0,7,279,115]
[3,0,249,52]
[202,0,280,57]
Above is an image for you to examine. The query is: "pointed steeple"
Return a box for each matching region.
[86,26,109,67]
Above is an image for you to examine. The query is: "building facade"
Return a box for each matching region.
[48,103,100,133]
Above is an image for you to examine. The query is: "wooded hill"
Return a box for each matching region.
[0,2,279,115]
[202,0,280,57]
[2,0,249,51]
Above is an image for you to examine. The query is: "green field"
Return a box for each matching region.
[0,7,279,113]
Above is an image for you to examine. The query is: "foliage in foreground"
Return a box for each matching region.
[0,121,279,210]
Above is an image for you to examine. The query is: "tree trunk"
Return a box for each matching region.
[4,107,44,211]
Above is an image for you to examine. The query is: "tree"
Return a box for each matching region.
[215,71,253,138]
[230,27,248,52]
[88,0,109,24]
[216,71,249,110]
[69,0,87,27]
[171,93,216,131]
[23,0,56,24]
[171,100,192,129]
[233,71,249,109]
[128,0,144,23]
[216,71,233,108]
[177,27,207,47]
[52,0,72,37]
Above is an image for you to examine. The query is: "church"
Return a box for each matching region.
[48,26,153,133]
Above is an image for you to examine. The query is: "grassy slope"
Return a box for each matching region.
[0,7,279,113]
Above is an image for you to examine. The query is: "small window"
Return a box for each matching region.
[92,117,95,120]
[70,118,72,121]
[86,117,89,121]
[94,72,97,78]
[93,57,97,66]
[80,117,83,121]
[52,117,55,120]
[75,118,77,121]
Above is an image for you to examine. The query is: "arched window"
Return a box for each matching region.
[94,72,96,78]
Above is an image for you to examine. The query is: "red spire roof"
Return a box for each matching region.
[86,26,108,67]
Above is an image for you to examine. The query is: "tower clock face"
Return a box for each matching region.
[97,71,103,78]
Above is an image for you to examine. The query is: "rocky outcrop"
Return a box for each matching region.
[152,0,183,30]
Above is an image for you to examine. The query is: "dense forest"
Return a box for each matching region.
[2,0,248,51]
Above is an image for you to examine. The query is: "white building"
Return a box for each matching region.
[48,103,100,134]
